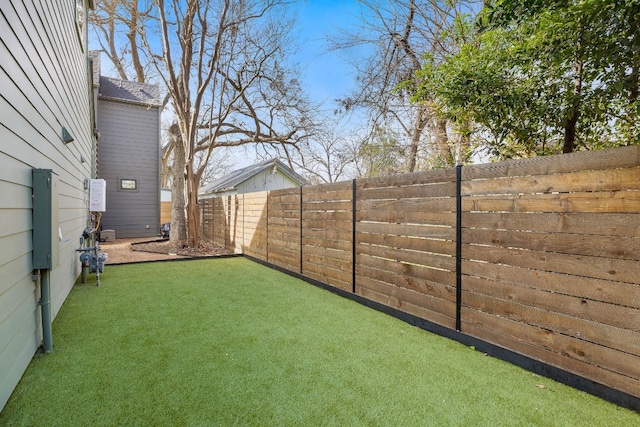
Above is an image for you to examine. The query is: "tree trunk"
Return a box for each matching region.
[169,124,187,242]
[406,105,429,172]
[406,131,419,172]
[185,168,201,247]
[127,0,146,83]
[435,119,451,165]
[563,42,583,154]
[563,59,582,153]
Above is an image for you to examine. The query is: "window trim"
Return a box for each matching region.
[119,178,138,191]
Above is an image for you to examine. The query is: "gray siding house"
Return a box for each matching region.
[0,0,96,410]
[199,159,308,199]
[96,74,162,238]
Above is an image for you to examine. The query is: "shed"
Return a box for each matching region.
[199,159,308,199]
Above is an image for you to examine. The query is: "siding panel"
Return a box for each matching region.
[97,100,160,238]
[0,0,94,411]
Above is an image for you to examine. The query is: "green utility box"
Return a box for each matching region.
[32,169,60,270]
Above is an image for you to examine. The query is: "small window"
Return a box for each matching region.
[120,179,137,190]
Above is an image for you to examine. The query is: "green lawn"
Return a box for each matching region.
[1,257,637,426]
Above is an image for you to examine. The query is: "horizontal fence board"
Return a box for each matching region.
[462,145,640,180]
[302,245,351,263]
[302,201,352,211]
[356,275,456,325]
[461,308,640,399]
[463,301,640,380]
[463,262,640,322]
[357,243,456,272]
[357,222,455,240]
[268,217,300,228]
[356,209,456,226]
[302,232,352,249]
[268,251,301,274]
[268,240,300,255]
[268,195,300,205]
[243,196,269,205]
[359,197,456,214]
[463,228,640,261]
[303,219,352,231]
[302,188,352,202]
[302,228,352,242]
[304,181,353,193]
[269,191,301,202]
[358,181,457,199]
[268,228,299,242]
[462,243,640,284]
[462,166,640,196]
[302,260,352,291]
[268,205,301,215]
[268,241,299,254]
[356,232,456,256]
[463,212,640,237]
[461,289,640,357]
[304,210,352,221]
[303,237,352,252]
[463,191,640,214]
[357,167,458,188]
[463,258,640,308]
[357,264,456,304]
[357,253,456,287]
[356,285,457,330]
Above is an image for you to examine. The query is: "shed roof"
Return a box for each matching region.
[199,158,308,195]
[98,76,162,107]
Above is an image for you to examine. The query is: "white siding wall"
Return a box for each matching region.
[236,169,300,194]
[0,0,93,410]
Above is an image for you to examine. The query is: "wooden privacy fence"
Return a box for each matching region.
[200,145,640,403]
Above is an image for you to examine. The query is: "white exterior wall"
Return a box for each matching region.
[0,0,94,410]
[236,169,300,194]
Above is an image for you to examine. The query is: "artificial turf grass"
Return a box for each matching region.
[1,258,637,426]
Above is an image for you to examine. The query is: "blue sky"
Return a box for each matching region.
[90,1,369,169]
[289,0,366,110]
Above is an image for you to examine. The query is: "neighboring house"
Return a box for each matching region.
[199,159,308,199]
[0,0,96,411]
[95,63,162,238]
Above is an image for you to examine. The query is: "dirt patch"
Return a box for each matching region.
[100,238,232,264]
[132,239,232,257]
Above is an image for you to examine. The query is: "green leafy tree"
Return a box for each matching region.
[414,0,640,159]
[357,127,406,178]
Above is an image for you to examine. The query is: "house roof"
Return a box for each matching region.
[98,76,162,107]
[199,158,308,195]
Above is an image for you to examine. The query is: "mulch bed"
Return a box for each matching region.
[132,239,233,257]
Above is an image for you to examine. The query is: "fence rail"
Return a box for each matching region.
[200,145,640,404]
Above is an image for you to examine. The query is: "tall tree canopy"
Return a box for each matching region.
[413,0,640,159]
[332,0,481,171]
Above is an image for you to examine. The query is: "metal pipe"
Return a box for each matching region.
[40,269,53,353]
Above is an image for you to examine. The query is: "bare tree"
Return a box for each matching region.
[146,0,317,246]
[89,0,153,83]
[90,0,318,247]
[332,0,478,171]
[258,128,357,184]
